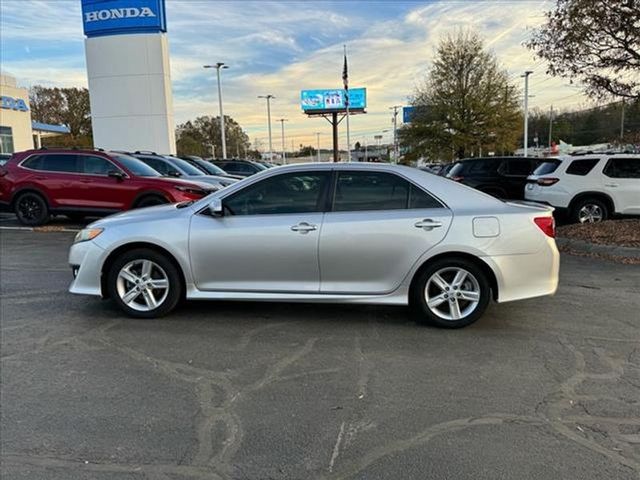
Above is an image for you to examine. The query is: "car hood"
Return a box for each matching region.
[88,203,187,229]
[152,176,217,191]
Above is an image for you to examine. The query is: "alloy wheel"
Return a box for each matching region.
[17,196,43,221]
[578,204,603,223]
[424,267,481,321]
[116,259,170,312]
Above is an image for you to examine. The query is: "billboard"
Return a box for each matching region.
[403,106,416,123]
[301,88,366,113]
[81,0,167,38]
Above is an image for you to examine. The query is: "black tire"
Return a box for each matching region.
[14,192,49,226]
[570,197,608,224]
[134,195,169,208]
[410,257,491,329]
[106,248,182,318]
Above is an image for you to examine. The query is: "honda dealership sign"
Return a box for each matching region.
[81,0,167,37]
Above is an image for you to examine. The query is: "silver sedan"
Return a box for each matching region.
[68,163,559,328]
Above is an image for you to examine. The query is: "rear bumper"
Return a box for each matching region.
[487,238,560,303]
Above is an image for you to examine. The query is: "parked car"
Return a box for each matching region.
[0,149,217,226]
[69,163,559,328]
[525,153,640,223]
[178,155,243,180]
[447,156,542,199]
[126,152,238,189]
[212,159,267,177]
[0,153,11,166]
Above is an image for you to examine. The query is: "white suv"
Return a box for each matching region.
[525,154,640,223]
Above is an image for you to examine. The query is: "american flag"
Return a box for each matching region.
[342,46,349,107]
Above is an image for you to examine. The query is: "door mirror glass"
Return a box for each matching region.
[208,198,223,216]
[169,170,182,177]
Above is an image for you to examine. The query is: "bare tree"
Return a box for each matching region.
[526,0,640,100]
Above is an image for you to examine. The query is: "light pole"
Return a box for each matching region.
[522,70,533,157]
[390,106,401,163]
[315,132,321,162]
[204,63,229,159]
[258,95,275,161]
[278,118,288,164]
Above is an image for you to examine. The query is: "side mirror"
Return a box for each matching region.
[108,170,125,181]
[208,198,223,216]
[169,170,182,177]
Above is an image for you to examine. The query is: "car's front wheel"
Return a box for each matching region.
[107,248,182,318]
[412,258,491,328]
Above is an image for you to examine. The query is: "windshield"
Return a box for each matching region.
[533,159,562,175]
[254,162,268,171]
[164,156,207,176]
[196,159,227,175]
[111,153,161,177]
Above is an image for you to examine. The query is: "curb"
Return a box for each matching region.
[556,237,640,259]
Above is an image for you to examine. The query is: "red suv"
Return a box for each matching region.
[0,149,216,226]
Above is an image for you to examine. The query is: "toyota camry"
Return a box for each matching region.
[68,163,559,328]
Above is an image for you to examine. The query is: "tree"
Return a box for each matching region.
[526,0,640,100]
[175,115,251,158]
[399,31,522,161]
[29,86,93,147]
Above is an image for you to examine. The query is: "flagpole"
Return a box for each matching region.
[344,44,351,163]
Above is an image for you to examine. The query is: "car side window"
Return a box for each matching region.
[566,158,600,176]
[502,159,534,176]
[224,172,330,215]
[468,159,500,176]
[334,171,409,211]
[603,158,640,179]
[142,157,171,175]
[409,184,444,209]
[24,154,80,173]
[81,155,117,175]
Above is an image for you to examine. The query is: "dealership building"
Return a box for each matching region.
[0,73,71,154]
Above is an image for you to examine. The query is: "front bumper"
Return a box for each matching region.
[68,240,106,296]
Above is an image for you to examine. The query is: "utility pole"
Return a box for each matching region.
[278,118,288,164]
[316,132,321,162]
[390,106,401,163]
[522,71,533,157]
[203,63,229,159]
[258,94,275,161]
[620,100,625,140]
[548,105,553,152]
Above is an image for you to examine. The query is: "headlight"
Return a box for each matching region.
[74,228,103,244]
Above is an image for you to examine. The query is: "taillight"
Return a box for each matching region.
[537,177,559,186]
[534,216,555,238]
[450,176,464,182]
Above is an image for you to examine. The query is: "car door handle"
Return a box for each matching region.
[291,222,317,234]
[415,219,443,230]
[605,183,619,187]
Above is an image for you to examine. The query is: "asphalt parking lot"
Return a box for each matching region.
[1,226,639,480]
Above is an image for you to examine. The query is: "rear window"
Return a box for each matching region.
[566,158,600,176]
[532,160,561,175]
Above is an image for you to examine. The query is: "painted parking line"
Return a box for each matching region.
[0,226,80,233]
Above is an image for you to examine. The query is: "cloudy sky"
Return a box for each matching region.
[1,0,591,150]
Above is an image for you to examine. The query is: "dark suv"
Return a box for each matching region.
[212,159,267,177]
[0,149,215,226]
[447,156,542,199]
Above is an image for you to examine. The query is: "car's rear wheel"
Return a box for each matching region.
[14,192,49,226]
[107,248,182,318]
[571,198,608,224]
[134,195,168,208]
[412,258,491,328]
